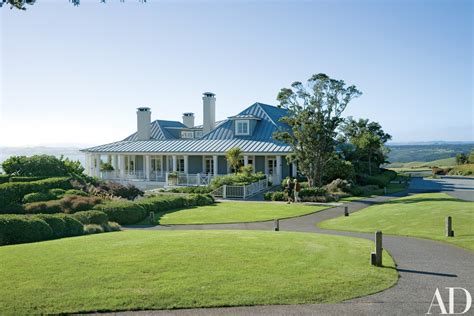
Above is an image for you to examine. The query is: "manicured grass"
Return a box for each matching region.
[319,193,474,251]
[0,230,397,314]
[158,201,329,225]
[339,183,407,202]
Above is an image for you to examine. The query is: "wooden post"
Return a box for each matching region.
[274,219,279,231]
[344,206,349,216]
[223,185,227,199]
[371,231,383,267]
[149,211,155,223]
[446,216,454,237]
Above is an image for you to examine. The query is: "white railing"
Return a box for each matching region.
[212,177,268,199]
[100,170,166,182]
[166,173,222,187]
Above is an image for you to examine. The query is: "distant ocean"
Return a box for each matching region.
[0,147,86,172]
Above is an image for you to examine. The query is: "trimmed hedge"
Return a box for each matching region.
[94,194,215,225]
[0,175,10,184]
[64,189,89,197]
[9,176,47,183]
[357,170,397,188]
[0,213,84,246]
[22,192,57,204]
[73,210,108,225]
[93,201,146,225]
[0,177,72,209]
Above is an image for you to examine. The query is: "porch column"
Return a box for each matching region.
[244,155,249,166]
[202,155,206,174]
[292,162,297,177]
[183,155,189,174]
[276,155,282,183]
[264,156,269,175]
[172,155,177,172]
[213,155,218,175]
[94,154,101,178]
[145,155,151,180]
[119,155,125,178]
[84,153,90,176]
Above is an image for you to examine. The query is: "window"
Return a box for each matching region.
[235,120,249,135]
[177,158,185,172]
[267,158,276,175]
[151,157,162,174]
[195,131,203,138]
[181,131,194,139]
[205,158,214,174]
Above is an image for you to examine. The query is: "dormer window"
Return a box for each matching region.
[235,120,250,135]
[181,131,194,139]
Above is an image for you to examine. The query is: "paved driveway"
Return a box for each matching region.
[409,176,474,201]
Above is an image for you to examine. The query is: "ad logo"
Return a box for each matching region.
[427,287,472,315]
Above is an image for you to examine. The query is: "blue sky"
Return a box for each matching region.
[1,0,472,146]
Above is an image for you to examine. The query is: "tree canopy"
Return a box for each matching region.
[1,0,146,10]
[340,118,392,175]
[1,155,84,177]
[226,147,243,174]
[274,73,362,187]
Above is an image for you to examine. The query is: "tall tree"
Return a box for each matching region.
[226,147,243,174]
[341,118,392,175]
[274,73,362,187]
[1,0,145,10]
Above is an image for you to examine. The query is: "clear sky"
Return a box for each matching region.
[1,0,472,147]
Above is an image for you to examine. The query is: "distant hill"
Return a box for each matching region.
[387,143,473,163]
[387,157,456,169]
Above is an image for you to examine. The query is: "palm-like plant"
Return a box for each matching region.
[226,147,243,174]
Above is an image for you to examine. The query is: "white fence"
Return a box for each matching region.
[100,171,166,182]
[212,177,268,199]
[166,173,221,186]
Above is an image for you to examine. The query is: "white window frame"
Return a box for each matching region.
[205,157,214,175]
[195,131,203,138]
[181,131,194,139]
[151,156,162,175]
[177,158,185,173]
[235,120,250,136]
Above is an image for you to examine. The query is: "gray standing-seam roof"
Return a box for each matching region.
[82,139,291,154]
[83,102,292,154]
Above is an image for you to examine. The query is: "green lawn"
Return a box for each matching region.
[319,193,474,251]
[0,230,397,314]
[339,183,407,202]
[157,201,329,225]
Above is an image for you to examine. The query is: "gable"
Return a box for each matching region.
[123,120,186,141]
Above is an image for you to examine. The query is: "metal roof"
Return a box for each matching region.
[82,139,291,154]
[83,102,292,154]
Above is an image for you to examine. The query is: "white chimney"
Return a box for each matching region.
[182,112,195,128]
[136,107,151,140]
[202,92,216,134]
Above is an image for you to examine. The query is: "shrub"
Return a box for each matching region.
[93,201,147,225]
[270,191,286,201]
[59,195,102,213]
[64,189,89,197]
[0,204,25,215]
[325,179,352,193]
[322,158,355,184]
[55,214,84,237]
[167,186,213,194]
[448,164,474,176]
[49,188,66,197]
[299,187,327,198]
[22,192,57,204]
[9,176,47,183]
[357,170,397,188]
[23,195,102,214]
[210,173,266,189]
[73,210,108,225]
[95,181,144,200]
[84,224,104,235]
[34,214,67,238]
[107,221,121,231]
[263,192,272,201]
[1,155,83,177]
[24,201,63,214]
[0,215,53,246]
[0,177,72,209]
[0,175,10,184]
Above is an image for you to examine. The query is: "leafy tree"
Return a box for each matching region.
[469,150,474,164]
[1,0,146,11]
[1,155,84,177]
[274,73,361,187]
[455,153,468,165]
[226,147,243,174]
[341,118,392,175]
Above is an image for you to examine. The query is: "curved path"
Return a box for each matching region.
[118,183,474,316]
